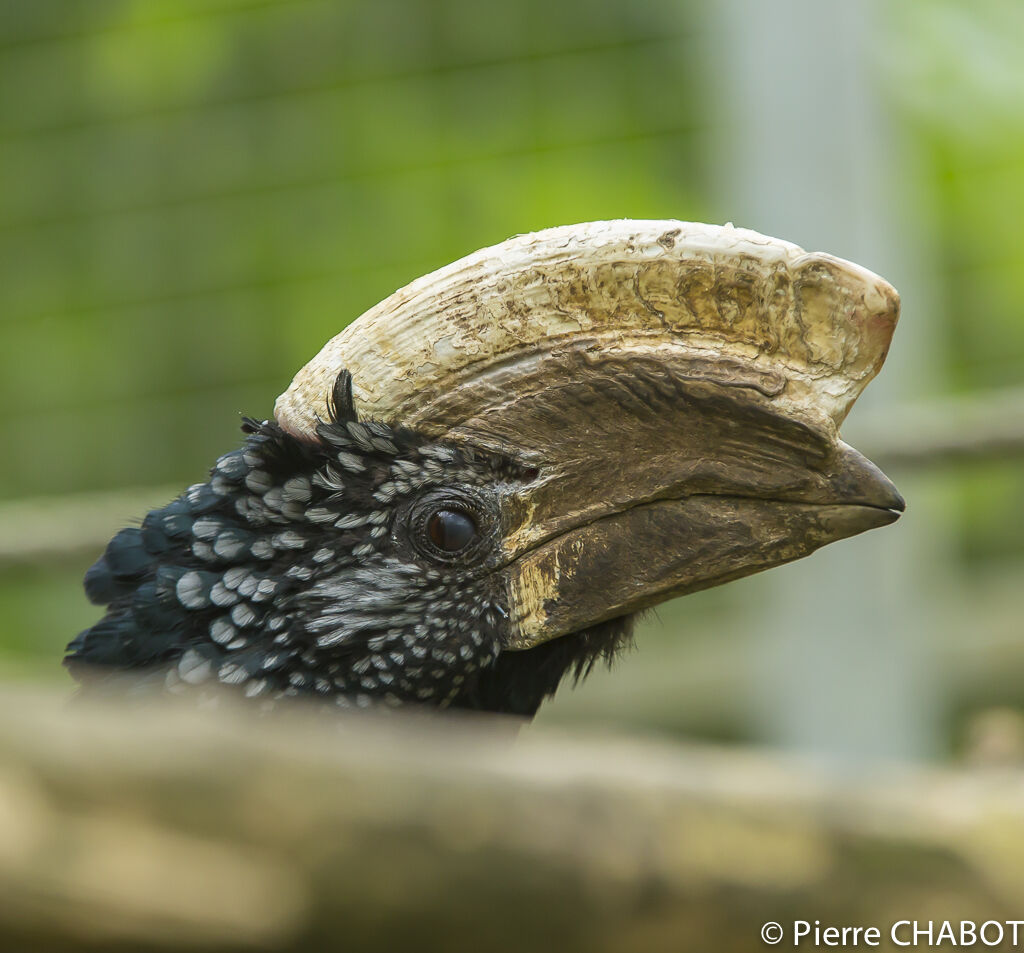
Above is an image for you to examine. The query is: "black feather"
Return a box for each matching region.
[83,558,121,605]
[328,369,358,423]
[68,367,627,718]
[451,615,636,716]
[103,528,151,577]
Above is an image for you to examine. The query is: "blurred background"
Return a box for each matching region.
[1,0,1022,764]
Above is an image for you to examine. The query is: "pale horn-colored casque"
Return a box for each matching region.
[275,220,899,448]
[275,220,902,648]
[67,220,904,704]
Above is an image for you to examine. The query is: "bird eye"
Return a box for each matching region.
[426,508,477,553]
[407,491,491,564]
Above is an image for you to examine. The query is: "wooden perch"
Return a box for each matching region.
[1,687,1024,952]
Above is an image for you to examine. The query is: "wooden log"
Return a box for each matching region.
[1,687,1023,952]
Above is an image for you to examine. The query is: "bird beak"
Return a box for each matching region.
[500,434,903,649]
[275,221,903,650]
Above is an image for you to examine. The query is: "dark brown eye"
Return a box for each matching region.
[426,509,477,552]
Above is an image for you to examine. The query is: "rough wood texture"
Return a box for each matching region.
[1,688,1022,952]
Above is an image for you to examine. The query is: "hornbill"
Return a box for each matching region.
[66,221,904,717]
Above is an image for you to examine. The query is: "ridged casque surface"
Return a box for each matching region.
[275,220,899,443]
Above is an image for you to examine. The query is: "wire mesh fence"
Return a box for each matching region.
[1,0,1022,754]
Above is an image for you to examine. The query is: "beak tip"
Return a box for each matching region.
[833,443,905,515]
[875,475,906,516]
[878,504,903,527]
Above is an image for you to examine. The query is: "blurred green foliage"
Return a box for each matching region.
[0,1,1021,744]
[0,0,699,498]
[0,0,702,679]
[885,0,1024,566]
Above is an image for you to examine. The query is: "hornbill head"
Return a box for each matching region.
[68,221,903,717]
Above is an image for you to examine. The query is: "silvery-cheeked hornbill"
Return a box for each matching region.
[66,221,904,717]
